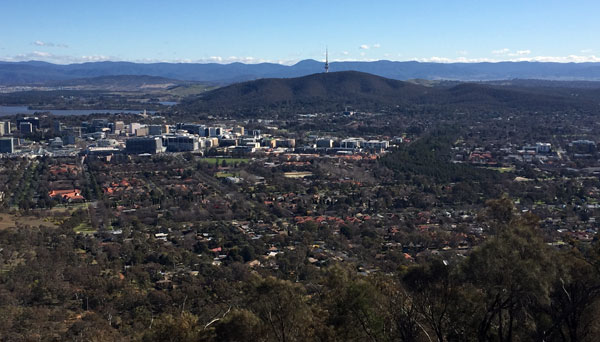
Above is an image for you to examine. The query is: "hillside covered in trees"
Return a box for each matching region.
[177,71,600,117]
[1,200,599,341]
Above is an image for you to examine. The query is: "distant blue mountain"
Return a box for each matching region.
[2,59,600,85]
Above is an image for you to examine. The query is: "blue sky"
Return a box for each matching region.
[1,0,598,64]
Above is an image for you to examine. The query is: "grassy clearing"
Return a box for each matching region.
[0,213,58,230]
[283,171,314,179]
[215,172,235,178]
[166,84,218,97]
[486,166,516,173]
[74,223,95,234]
[49,202,90,212]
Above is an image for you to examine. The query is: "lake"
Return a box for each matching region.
[0,106,153,117]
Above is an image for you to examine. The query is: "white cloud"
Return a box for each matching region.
[373,43,381,48]
[581,49,593,53]
[417,54,600,63]
[32,51,52,57]
[190,54,600,64]
[514,50,531,55]
[33,40,68,48]
[417,56,494,63]
[457,50,468,56]
[525,55,600,63]
[205,56,262,63]
[359,44,370,50]
[492,48,533,57]
[492,48,510,55]
[80,55,111,62]
[1,51,282,64]
[2,51,113,64]
[333,57,379,62]
[4,49,600,66]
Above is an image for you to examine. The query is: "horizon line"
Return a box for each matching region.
[2,58,600,66]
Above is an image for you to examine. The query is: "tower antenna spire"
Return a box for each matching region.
[325,47,329,73]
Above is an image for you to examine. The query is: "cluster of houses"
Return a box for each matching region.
[46,161,85,203]
[452,140,600,167]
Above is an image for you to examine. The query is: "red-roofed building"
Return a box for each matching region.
[49,189,85,201]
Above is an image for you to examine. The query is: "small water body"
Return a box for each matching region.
[158,101,178,106]
[0,105,153,117]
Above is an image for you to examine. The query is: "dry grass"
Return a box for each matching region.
[0,212,58,230]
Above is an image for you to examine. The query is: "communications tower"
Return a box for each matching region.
[325,47,329,73]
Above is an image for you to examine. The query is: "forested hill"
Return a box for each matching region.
[184,71,430,107]
[177,71,600,116]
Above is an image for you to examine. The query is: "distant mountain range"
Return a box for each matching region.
[178,71,599,116]
[3,60,600,85]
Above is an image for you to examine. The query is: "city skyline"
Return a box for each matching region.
[1,0,599,64]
